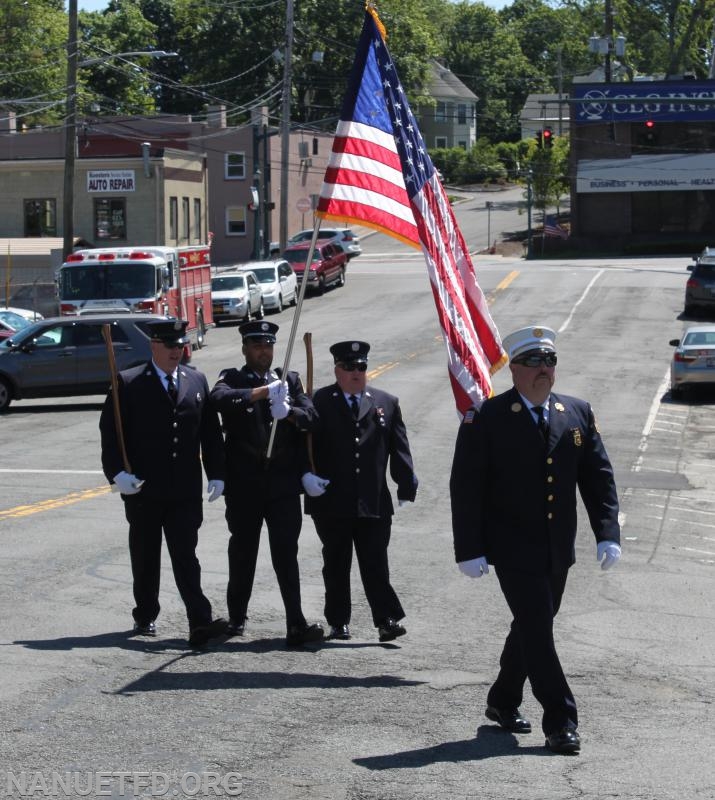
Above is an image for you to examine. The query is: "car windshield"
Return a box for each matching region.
[60,264,156,300]
[0,311,30,331]
[212,275,245,290]
[249,268,277,283]
[282,250,319,265]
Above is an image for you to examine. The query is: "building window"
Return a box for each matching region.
[24,199,56,236]
[182,197,190,240]
[436,102,447,123]
[435,137,447,148]
[458,140,467,150]
[94,198,126,241]
[193,199,202,241]
[457,104,467,125]
[169,197,178,239]
[226,206,247,236]
[225,152,246,179]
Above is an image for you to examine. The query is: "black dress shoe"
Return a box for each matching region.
[188,618,228,648]
[226,618,246,637]
[328,624,351,640]
[545,727,580,754]
[133,621,156,637]
[485,705,532,733]
[377,618,406,642]
[286,622,324,646]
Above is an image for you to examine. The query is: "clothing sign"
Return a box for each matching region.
[87,170,136,193]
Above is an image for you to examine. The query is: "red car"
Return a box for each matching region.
[281,240,347,295]
[0,310,31,340]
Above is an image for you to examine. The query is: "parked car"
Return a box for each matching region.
[0,310,32,340]
[8,282,59,319]
[0,313,184,413]
[211,270,264,324]
[0,305,44,322]
[288,227,362,259]
[669,324,715,398]
[685,248,715,315]
[281,240,347,295]
[234,260,298,312]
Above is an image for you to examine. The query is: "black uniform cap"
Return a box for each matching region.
[240,320,279,343]
[147,319,189,345]
[329,340,370,364]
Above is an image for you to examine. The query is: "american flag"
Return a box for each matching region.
[316,8,505,414]
[543,215,569,239]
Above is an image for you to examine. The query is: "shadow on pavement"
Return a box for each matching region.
[12,630,191,653]
[353,725,552,767]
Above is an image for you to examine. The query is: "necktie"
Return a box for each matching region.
[166,373,178,404]
[349,394,359,419]
[534,405,549,443]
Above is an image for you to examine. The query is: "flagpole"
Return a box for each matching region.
[265,218,322,460]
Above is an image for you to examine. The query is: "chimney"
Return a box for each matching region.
[251,106,269,127]
[206,105,227,129]
[0,111,17,133]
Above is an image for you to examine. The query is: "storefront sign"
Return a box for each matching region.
[87,170,136,192]
[577,154,715,193]
[572,81,715,124]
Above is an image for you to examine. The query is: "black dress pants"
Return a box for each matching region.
[224,494,305,629]
[124,496,212,629]
[487,566,577,735]
[312,515,404,627]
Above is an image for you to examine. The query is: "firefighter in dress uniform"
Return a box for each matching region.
[303,340,418,642]
[450,325,621,754]
[99,319,227,648]
[209,320,324,647]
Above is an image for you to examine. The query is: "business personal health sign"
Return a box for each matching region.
[572,81,715,124]
[577,154,715,193]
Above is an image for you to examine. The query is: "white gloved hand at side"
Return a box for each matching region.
[267,379,288,403]
[458,556,489,578]
[270,398,291,420]
[113,471,143,495]
[301,472,330,497]
[207,479,224,502]
[597,540,621,570]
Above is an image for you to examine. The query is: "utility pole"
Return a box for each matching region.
[279,0,295,252]
[526,169,533,260]
[62,0,79,260]
[604,0,613,83]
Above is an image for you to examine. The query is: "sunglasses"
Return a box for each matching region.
[158,341,184,350]
[338,362,368,372]
[513,353,557,368]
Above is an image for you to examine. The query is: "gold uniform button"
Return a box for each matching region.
[355,467,360,474]
[172,452,178,458]
[548,495,554,501]
[547,476,554,483]
[547,512,553,520]
[546,457,553,464]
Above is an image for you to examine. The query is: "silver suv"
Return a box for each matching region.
[0,313,181,412]
[287,228,362,259]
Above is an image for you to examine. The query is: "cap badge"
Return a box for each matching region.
[261,322,269,331]
[511,402,522,413]
[533,327,543,337]
[554,402,565,412]
[173,321,182,331]
[351,342,359,351]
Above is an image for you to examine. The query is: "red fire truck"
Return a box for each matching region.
[58,245,213,349]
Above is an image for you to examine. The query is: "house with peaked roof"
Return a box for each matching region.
[416,59,478,150]
[520,93,570,140]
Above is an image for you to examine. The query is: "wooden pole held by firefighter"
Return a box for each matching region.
[102,323,132,476]
[303,331,316,472]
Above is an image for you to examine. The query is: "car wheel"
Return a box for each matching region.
[316,275,326,296]
[255,299,264,320]
[275,294,283,313]
[0,377,12,413]
[195,311,206,349]
[336,267,346,288]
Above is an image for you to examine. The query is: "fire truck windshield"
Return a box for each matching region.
[61,263,156,301]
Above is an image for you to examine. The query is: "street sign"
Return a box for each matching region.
[296,197,312,213]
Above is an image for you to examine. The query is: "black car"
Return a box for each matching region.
[685,249,715,315]
[0,313,186,412]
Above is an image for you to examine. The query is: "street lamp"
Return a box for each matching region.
[62,1,178,258]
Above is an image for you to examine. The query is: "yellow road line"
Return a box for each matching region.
[0,485,111,520]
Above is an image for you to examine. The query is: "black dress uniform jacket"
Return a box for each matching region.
[305,384,417,518]
[100,362,225,496]
[209,366,314,498]
[451,387,620,573]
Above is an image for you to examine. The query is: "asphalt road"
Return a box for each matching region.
[1,198,713,799]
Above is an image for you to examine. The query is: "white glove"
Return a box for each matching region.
[207,479,224,502]
[113,471,143,495]
[597,540,621,570]
[301,472,330,497]
[267,379,288,403]
[270,398,291,420]
[458,556,489,578]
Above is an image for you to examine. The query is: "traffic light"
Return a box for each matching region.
[535,130,543,147]
[644,119,655,140]
[543,127,554,148]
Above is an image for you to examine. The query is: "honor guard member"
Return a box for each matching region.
[99,319,227,648]
[303,340,418,642]
[209,320,324,646]
[450,325,621,754]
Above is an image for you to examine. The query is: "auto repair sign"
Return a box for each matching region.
[87,170,136,192]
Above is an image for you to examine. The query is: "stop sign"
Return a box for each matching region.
[296,197,312,213]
